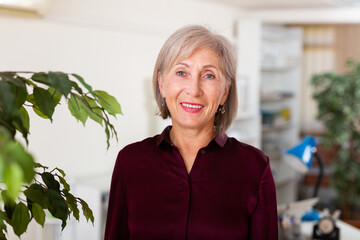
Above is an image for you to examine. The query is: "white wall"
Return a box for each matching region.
[0,0,243,180]
[0,1,243,239]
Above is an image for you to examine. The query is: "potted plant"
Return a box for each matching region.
[0,71,122,239]
[311,60,360,222]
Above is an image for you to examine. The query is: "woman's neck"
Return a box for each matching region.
[169,125,215,153]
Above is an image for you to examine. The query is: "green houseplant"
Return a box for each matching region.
[311,60,360,219]
[0,71,122,239]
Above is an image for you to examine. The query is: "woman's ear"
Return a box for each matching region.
[220,84,230,105]
[158,72,166,97]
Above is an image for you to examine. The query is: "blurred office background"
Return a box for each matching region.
[1,0,360,239]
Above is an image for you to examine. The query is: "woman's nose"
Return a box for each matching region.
[186,76,203,97]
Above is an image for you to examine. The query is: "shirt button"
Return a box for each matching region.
[201,150,205,154]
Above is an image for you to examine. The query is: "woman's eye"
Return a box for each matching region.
[204,74,215,79]
[176,71,186,77]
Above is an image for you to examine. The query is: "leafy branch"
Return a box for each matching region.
[0,71,122,239]
[311,60,360,217]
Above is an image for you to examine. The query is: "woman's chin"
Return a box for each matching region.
[173,120,213,132]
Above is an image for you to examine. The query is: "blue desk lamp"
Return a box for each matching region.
[285,136,324,221]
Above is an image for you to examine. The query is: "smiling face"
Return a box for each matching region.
[158,47,230,133]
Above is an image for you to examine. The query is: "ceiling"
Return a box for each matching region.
[197,0,356,9]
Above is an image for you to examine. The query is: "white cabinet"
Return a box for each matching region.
[229,20,302,205]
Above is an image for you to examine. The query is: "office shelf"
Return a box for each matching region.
[230,20,302,205]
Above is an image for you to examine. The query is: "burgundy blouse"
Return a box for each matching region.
[105,126,278,240]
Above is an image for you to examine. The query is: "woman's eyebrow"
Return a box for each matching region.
[203,64,217,70]
[174,63,218,71]
[175,63,189,67]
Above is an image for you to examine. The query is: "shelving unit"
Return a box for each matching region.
[261,25,303,205]
[229,20,303,205]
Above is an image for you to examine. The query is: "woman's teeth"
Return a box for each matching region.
[181,103,203,109]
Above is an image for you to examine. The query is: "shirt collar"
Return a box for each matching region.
[156,126,228,148]
[156,126,173,147]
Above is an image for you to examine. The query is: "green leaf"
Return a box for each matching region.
[10,82,27,108]
[68,94,88,126]
[94,90,122,116]
[58,176,70,191]
[0,212,8,227]
[34,162,49,170]
[63,190,80,221]
[4,163,23,201]
[0,73,26,90]
[41,172,60,193]
[24,79,38,88]
[31,72,51,86]
[46,189,67,228]
[81,96,103,125]
[31,203,45,227]
[0,126,12,142]
[0,231,6,240]
[3,141,35,183]
[55,167,66,177]
[12,202,30,236]
[70,81,83,94]
[0,115,16,137]
[104,123,110,149]
[19,106,30,133]
[0,81,15,112]
[33,87,56,120]
[26,93,34,104]
[11,108,29,143]
[1,190,13,206]
[48,72,72,97]
[72,74,94,96]
[0,155,5,182]
[24,184,49,209]
[4,202,15,221]
[0,212,8,238]
[48,87,62,106]
[0,210,8,222]
[33,105,50,119]
[2,191,15,220]
[78,198,94,224]
[0,72,16,83]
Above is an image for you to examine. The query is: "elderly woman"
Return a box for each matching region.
[105,25,278,240]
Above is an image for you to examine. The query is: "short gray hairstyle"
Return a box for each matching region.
[152,25,238,134]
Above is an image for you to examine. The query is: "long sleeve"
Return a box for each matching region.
[249,159,278,240]
[104,152,129,240]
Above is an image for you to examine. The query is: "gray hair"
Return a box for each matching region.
[152,25,238,134]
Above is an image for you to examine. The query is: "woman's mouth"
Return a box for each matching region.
[180,102,204,113]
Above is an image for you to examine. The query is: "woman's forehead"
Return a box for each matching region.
[171,47,221,68]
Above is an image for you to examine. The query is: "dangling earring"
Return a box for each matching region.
[221,104,225,114]
[217,104,225,114]
[161,98,166,107]
[221,105,225,114]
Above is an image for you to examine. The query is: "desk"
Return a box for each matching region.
[301,220,360,239]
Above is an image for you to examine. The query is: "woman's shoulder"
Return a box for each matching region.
[114,134,160,171]
[119,126,171,155]
[120,134,160,155]
[226,136,269,166]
